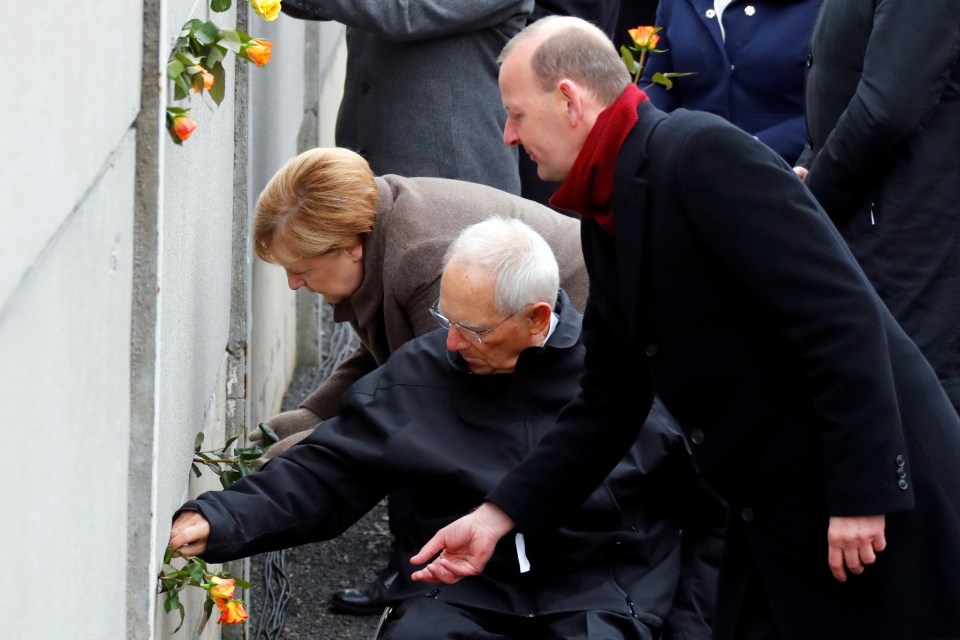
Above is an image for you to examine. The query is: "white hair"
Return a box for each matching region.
[443,217,560,314]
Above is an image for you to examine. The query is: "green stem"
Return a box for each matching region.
[193,456,238,464]
[633,49,648,85]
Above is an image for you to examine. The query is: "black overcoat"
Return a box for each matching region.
[801,0,960,410]
[489,102,960,639]
[181,293,724,637]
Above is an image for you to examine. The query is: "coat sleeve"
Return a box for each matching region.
[488,289,656,534]
[280,0,533,42]
[181,385,394,563]
[805,0,960,223]
[674,120,913,516]
[299,343,378,420]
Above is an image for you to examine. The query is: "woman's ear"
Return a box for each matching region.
[345,243,363,262]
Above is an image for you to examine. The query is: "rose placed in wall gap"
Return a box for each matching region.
[165,0,279,144]
[157,423,279,632]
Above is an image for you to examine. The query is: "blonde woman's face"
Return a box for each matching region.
[274,242,364,304]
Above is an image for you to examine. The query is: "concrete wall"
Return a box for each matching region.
[0,2,142,637]
[0,1,345,637]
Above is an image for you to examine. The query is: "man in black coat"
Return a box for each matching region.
[170,218,723,639]
[796,0,960,414]
[412,17,960,639]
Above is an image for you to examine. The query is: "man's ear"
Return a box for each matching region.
[557,79,584,126]
[527,302,554,335]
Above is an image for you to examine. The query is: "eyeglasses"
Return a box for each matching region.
[429,299,519,346]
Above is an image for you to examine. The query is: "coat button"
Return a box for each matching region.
[644,342,658,357]
[898,479,909,490]
[690,429,705,445]
[897,467,907,479]
[741,507,754,522]
[744,5,756,16]
[896,454,905,467]
[705,8,716,18]
[806,53,813,68]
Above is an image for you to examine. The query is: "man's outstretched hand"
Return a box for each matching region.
[410,503,515,584]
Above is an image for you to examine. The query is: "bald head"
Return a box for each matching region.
[499,16,630,107]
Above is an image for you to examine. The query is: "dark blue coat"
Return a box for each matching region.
[642,0,820,164]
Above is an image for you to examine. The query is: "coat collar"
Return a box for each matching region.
[332,176,393,328]
[684,0,727,58]
[610,100,668,335]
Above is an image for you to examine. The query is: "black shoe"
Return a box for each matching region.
[329,569,398,616]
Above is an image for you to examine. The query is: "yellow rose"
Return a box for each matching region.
[251,0,282,22]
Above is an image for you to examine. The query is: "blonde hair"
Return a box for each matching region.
[253,148,380,262]
[499,16,629,107]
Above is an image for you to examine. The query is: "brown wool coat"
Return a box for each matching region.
[299,175,588,420]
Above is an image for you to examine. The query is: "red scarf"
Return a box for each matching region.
[550,84,648,235]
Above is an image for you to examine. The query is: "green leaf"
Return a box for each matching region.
[166,59,185,80]
[194,431,205,451]
[224,431,241,449]
[205,44,226,67]
[163,544,174,565]
[219,28,244,54]
[211,0,232,12]
[651,72,674,91]
[238,460,256,477]
[164,592,181,613]
[258,422,280,445]
[220,470,242,489]
[209,62,226,105]
[195,20,221,46]
[173,74,190,101]
[234,577,253,589]
[197,596,216,636]
[172,602,186,633]
[181,19,204,37]
[186,560,206,582]
[191,462,203,478]
[175,51,201,67]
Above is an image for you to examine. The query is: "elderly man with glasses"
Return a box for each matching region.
[169,217,723,640]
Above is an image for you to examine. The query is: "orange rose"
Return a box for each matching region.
[208,576,235,601]
[628,26,660,50]
[217,599,248,625]
[246,39,272,67]
[170,114,197,142]
[191,67,215,92]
